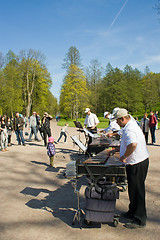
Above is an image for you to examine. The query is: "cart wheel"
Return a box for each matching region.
[113,219,119,227]
[84,219,91,225]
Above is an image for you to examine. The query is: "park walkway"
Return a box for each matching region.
[0,120,160,240]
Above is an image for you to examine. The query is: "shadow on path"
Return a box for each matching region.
[20,177,103,228]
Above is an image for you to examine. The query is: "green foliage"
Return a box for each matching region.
[57,117,109,129]
[0,49,57,117]
[60,64,90,119]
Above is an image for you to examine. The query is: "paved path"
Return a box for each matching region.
[0,120,160,240]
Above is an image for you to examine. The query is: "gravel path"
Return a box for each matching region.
[0,120,159,240]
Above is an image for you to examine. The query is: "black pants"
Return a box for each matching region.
[8,135,11,144]
[143,131,148,144]
[57,131,67,142]
[43,128,51,146]
[87,127,97,145]
[126,158,149,225]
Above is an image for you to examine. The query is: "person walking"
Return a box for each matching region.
[149,111,157,144]
[41,112,52,146]
[109,108,149,229]
[13,112,26,146]
[56,123,69,143]
[140,113,149,144]
[28,112,40,142]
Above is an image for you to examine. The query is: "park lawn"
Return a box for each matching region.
[57,117,109,129]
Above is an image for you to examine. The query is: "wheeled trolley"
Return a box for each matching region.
[84,183,120,227]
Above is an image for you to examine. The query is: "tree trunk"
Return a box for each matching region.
[26,92,32,118]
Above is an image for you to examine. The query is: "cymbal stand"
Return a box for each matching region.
[71,179,85,229]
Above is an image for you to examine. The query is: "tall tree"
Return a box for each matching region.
[154,0,160,16]
[60,64,89,119]
[98,63,127,113]
[62,46,82,70]
[19,49,50,117]
[85,59,103,114]
[123,65,143,113]
[1,51,23,116]
[141,72,159,111]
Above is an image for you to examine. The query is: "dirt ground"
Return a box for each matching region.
[0,120,160,240]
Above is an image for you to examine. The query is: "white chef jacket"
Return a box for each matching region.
[84,113,99,128]
[120,118,149,165]
[104,114,120,133]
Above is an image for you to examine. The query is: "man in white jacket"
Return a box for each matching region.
[84,108,99,144]
[100,111,120,134]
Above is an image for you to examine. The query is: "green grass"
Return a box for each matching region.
[57,117,109,129]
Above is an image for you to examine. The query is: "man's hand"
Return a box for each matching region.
[109,148,116,156]
[120,155,127,163]
[107,133,113,138]
[99,129,104,133]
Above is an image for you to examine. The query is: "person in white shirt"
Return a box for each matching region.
[84,108,99,144]
[56,123,69,143]
[100,111,120,134]
[109,108,149,229]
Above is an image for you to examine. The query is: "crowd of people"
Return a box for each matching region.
[0,111,53,152]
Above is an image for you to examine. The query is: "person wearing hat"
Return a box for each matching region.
[110,108,149,229]
[41,112,53,146]
[28,111,40,142]
[99,111,120,135]
[47,136,56,167]
[84,108,99,144]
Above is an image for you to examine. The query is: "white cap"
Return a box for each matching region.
[112,107,120,116]
[111,108,128,121]
[85,108,90,113]
[104,111,109,118]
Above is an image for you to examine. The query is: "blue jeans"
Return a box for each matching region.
[150,127,156,143]
[15,130,25,145]
[57,132,67,142]
[29,126,39,141]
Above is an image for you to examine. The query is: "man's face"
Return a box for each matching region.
[116,117,125,127]
[87,110,91,115]
[15,113,19,118]
[105,114,110,119]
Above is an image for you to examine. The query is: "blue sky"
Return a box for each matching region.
[0,0,160,100]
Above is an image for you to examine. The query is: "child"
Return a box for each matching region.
[56,123,69,143]
[47,136,56,167]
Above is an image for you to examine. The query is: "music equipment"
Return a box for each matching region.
[66,149,126,227]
